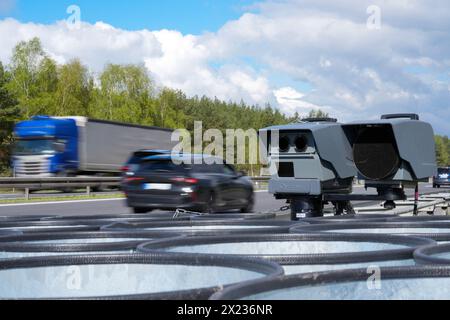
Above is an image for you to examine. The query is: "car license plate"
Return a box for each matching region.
[143,183,172,191]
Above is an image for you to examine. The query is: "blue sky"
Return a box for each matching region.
[3,0,257,34]
[0,0,448,135]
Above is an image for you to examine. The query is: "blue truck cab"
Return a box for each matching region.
[13,116,79,177]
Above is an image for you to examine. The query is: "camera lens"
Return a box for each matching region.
[295,135,308,152]
[353,126,400,180]
[279,136,290,152]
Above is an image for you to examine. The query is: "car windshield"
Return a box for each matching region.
[438,168,449,175]
[14,139,55,155]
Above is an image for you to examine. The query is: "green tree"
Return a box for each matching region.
[0,62,19,172]
[156,88,187,128]
[54,59,93,116]
[97,64,154,123]
[435,135,449,167]
[444,136,450,164]
[304,109,330,119]
[8,37,44,116]
[29,56,58,115]
[7,37,58,117]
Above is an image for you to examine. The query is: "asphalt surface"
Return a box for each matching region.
[0,190,282,217]
[0,184,441,217]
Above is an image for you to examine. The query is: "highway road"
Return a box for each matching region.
[0,190,285,217]
[0,184,440,217]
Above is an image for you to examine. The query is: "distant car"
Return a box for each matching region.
[433,167,450,188]
[122,154,255,214]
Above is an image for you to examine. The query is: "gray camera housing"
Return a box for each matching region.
[342,115,437,185]
[260,120,357,197]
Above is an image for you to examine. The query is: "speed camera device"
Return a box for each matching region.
[342,114,436,183]
[259,118,357,219]
[342,113,436,204]
[260,114,437,220]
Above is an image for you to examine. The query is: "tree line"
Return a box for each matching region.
[0,37,304,175]
[435,135,450,167]
[0,37,448,175]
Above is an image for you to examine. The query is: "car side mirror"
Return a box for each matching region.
[53,141,66,153]
[236,170,246,178]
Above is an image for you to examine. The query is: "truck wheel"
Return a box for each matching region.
[57,171,75,193]
[93,174,114,192]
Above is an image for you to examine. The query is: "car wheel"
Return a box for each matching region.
[133,207,149,214]
[204,192,218,214]
[240,192,255,213]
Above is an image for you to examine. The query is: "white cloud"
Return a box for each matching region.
[143,29,272,104]
[274,87,320,115]
[0,0,449,134]
[0,19,162,70]
[0,18,273,106]
[205,0,450,134]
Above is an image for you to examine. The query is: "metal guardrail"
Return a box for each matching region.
[0,176,271,200]
[251,177,270,182]
[0,177,121,200]
[0,177,121,187]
